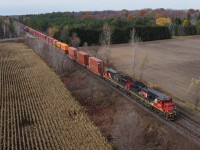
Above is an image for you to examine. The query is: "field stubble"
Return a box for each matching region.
[0,41,112,150]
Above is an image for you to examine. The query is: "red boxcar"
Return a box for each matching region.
[68,47,77,60]
[48,37,54,44]
[88,57,103,75]
[53,39,58,45]
[77,51,89,67]
[36,32,41,38]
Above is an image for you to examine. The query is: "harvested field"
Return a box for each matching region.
[91,36,200,106]
[0,42,112,150]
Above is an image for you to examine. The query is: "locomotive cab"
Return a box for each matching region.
[104,68,118,80]
[140,88,177,119]
[162,98,177,119]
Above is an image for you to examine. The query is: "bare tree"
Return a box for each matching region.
[91,44,99,57]
[70,32,81,48]
[130,28,140,79]
[82,42,88,52]
[100,23,112,66]
[14,21,20,37]
[189,77,200,110]
[139,54,149,81]
[113,111,152,150]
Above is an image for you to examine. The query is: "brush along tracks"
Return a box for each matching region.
[0,42,112,150]
[172,110,200,145]
[72,57,200,147]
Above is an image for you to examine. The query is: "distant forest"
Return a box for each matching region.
[19,8,200,46]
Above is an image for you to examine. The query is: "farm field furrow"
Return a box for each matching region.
[97,36,200,104]
[0,42,112,150]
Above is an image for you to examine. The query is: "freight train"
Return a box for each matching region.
[19,23,178,120]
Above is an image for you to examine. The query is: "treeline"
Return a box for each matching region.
[0,16,16,39]
[19,10,200,46]
[169,25,197,36]
[53,26,170,46]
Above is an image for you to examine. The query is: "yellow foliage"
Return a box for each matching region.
[156,18,171,26]
[182,19,189,26]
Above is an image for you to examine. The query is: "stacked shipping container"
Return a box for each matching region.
[77,51,89,67]
[61,43,69,52]
[56,42,61,48]
[68,47,78,60]
[89,57,103,75]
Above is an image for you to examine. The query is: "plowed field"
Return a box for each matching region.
[97,36,200,104]
[0,41,112,150]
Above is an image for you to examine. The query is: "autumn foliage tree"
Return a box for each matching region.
[182,19,190,26]
[81,11,90,19]
[187,9,195,14]
[156,18,171,26]
[140,10,146,17]
[127,14,134,21]
[155,13,165,19]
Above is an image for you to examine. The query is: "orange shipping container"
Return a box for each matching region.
[68,47,77,60]
[60,43,69,52]
[89,57,103,75]
[56,41,61,48]
[77,51,89,67]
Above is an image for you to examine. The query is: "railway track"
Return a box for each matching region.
[172,110,200,144]
[71,58,200,146]
[25,30,200,147]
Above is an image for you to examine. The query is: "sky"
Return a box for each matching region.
[1,0,200,15]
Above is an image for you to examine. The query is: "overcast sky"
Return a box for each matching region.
[1,0,200,15]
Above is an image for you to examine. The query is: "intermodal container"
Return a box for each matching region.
[68,47,77,60]
[89,57,103,75]
[48,37,54,44]
[41,34,46,40]
[77,51,89,67]
[53,39,58,45]
[56,41,61,48]
[60,43,69,52]
[45,36,49,42]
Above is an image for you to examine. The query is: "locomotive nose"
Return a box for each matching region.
[164,102,175,112]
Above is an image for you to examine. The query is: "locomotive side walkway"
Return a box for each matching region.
[0,41,112,150]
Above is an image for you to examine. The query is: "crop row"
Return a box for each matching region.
[0,42,112,150]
